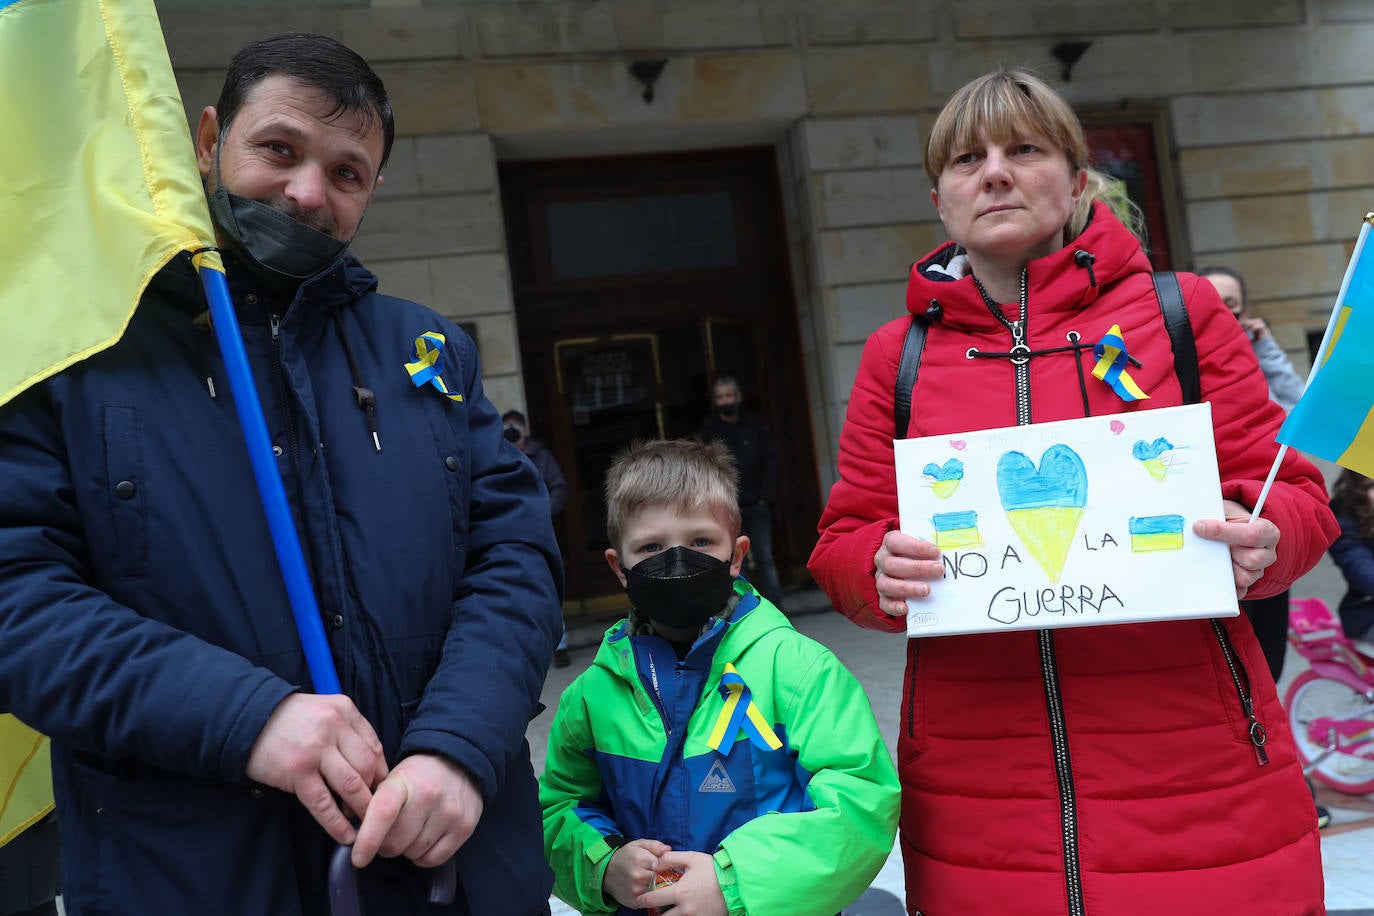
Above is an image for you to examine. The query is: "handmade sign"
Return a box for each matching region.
[895,403,1238,637]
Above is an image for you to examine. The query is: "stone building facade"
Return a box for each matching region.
[161,0,1374,601]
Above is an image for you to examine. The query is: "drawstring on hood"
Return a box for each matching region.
[1074,249,1097,288]
[332,313,382,453]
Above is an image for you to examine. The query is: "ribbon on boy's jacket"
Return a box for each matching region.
[1092,323,1150,402]
[707,663,783,752]
[405,331,464,402]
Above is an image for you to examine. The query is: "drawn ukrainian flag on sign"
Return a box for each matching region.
[1278,221,1374,478]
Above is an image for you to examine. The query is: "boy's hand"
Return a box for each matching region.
[636,850,726,916]
[603,838,671,909]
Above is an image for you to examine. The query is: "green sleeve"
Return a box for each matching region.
[716,645,900,915]
[538,680,621,915]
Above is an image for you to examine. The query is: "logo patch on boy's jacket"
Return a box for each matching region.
[698,759,736,794]
[404,331,464,402]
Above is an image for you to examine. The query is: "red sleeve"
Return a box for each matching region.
[808,319,908,633]
[1181,273,1339,598]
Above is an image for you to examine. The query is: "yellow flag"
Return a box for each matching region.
[0,0,219,409]
[0,716,52,848]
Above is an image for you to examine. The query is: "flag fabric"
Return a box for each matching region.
[1278,220,1374,478]
[0,0,219,847]
[0,0,219,410]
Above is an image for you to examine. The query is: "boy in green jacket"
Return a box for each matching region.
[540,439,899,915]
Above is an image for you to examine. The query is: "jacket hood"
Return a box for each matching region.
[147,250,380,323]
[590,580,791,681]
[907,202,1154,334]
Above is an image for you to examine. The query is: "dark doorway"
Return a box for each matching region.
[501,147,820,610]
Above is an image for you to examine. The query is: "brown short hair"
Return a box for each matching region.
[604,439,741,551]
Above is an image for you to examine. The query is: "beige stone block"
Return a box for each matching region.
[802,0,936,45]
[429,253,516,319]
[162,9,342,69]
[377,60,480,134]
[479,373,528,417]
[353,191,503,261]
[176,69,225,129]
[369,255,436,303]
[952,0,1155,39]
[1187,25,1374,92]
[1189,189,1374,254]
[830,341,866,407]
[681,54,807,122]
[375,138,423,196]
[609,0,791,52]
[818,223,941,286]
[334,7,468,60]
[467,314,521,376]
[802,116,924,171]
[470,2,620,58]
[1167,0,1303,30]
[835,282,909,342]
[1183,136,1374,200]
[813,168,935,229]
[476,61,616,133]
[1322,0,1374,22]
[805,46,926,115]
[414,134,499,194]
[1229,241,1353,301]
[1173,86,1374,146]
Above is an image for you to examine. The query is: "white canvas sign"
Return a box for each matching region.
[895,403,1239,637]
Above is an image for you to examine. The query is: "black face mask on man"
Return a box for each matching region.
[503,425,523,443]
[718,402,739,419]
[206,141,351,290]
[623,546,734,632]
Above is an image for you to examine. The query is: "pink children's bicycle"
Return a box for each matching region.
[1285,597,1374,795]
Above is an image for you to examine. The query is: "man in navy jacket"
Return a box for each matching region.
[0,34,562,915]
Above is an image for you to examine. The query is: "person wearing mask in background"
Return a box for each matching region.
[0,34,562,914]
[503,409,572,667]
[809,68,1337,914]
[698,377,782,604]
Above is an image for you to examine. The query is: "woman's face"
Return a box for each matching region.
[931,127,1087,269]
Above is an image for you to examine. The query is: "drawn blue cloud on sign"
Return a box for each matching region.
[996,445,1088,510]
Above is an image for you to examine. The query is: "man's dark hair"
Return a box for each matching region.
[1196,265,1247,308]
[502,410,527,425]
[711,375,741,396]
[215,33,395,170]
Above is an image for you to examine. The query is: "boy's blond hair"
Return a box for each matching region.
[605,439,741,552]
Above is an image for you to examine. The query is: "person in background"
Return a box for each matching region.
[808,68,1337,914]
[540,439,898,916]
[1329,468,1374,643]
[698,376,783,603]
[0,34,562,914]
[503,409,572,667]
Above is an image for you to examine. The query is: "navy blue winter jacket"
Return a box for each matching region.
[0,253,563,915]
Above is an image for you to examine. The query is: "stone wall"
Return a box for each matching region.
[163,0,1374,490]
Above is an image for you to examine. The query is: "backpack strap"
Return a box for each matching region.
[1151,271,1200,405]
[893,315,929,438]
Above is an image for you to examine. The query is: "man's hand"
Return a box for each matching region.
[1193,498,1280,600]
[874,529,944,616]
[245,693,388,846]
[636,850,726,916]
[602,838,671,909]
[351,753,483,869]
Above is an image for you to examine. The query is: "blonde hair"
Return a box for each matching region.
[924,68,1145,246]
[604,439,741,551]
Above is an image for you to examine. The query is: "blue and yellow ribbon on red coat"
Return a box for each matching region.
[706,663,783,753]
[1092,324,1150,402]
[405,331,464,402]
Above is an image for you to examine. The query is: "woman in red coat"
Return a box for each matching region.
[808,69,1337,915]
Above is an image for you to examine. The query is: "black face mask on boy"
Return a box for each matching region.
[623,546,734,632]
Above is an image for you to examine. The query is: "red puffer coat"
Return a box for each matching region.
[809,203,1338,915]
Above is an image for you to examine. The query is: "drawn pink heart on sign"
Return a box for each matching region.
[949,439,967,451]
[1109,420,1125,435]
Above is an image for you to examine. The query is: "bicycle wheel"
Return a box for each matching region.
[1285,669,1374,795]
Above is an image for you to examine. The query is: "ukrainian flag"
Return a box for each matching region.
[0,0,218,410]
[1278,218,1374,477]
[1129,514,1186,553]
[932,510,982,549]
[0,0,218,847]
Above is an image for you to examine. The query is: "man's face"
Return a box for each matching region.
[1204,273,1246,321]
[712,384,740,410]
[195,74,385,243]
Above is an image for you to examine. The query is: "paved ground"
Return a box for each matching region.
[535,533,1374,914]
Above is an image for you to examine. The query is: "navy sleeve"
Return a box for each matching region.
[1330,510,1374,601]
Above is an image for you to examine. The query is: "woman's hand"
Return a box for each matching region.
[874,530,945,616]
[1192,498,1280,600]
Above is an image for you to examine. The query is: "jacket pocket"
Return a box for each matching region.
[101,406,149,578]
[1208,618,1270,766]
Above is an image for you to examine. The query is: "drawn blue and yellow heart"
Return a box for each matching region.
[996,445,1088,582]
[1131,437,1175,481]
[923,458,965,498]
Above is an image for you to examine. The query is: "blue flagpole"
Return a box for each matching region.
[196,264,341,695]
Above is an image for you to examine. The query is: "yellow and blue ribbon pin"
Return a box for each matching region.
[1092,324,1150,402]
[405,331,464,402]
[706,663,783,753]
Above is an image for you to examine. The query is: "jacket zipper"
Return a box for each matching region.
[269,315,302,470]
[1209,619,1270,765]
[984,271,1083,914]
[906,641,919,738]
